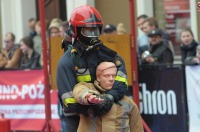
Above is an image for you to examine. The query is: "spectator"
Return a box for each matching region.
[137,14,148,32]
[73,62,144,132]
[33,21,42,55]
[59,21,69,38]
[50,18,62,25]
[141,29,173,64]
[142,17,175,56]
[184,45,200,65]
[180,28,199,64]
[136,14,149,65]
[59,21,71,51]
[103,24,117,34]
[19,36,41,69]
[0,32,22,69]
[142,17,160,37]
[116,23,127,35]
[28,18,37,37]
[48,22,60,37]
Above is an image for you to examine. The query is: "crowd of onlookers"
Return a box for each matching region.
[90,15,200,67]
[0,17,69,70]
[0,19,127,71]
[0,16,199,71]
[0,15,199,132]
[0,18,70,131]
[136,14,200,66]
[0,16,199,68]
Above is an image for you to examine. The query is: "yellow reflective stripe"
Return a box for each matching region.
[115,75,128,86]
[64,98,77,106]
[77,75,91,82]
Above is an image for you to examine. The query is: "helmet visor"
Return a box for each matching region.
[81,27,100,37]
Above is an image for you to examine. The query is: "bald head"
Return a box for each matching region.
[96,62,117,76]
[5,32,15,41]
[4,32,15,51]
[96,62,117,90]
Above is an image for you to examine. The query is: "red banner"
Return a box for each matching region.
[0,70,61,131]
[164,0,190,13]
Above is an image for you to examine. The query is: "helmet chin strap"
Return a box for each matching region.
[85,43,102,51]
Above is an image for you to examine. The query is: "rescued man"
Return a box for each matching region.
[73,62,144,132]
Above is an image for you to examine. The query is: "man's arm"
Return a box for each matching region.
[30,53,41,69]
[0,52,8,68]
[56,51,96,115]
[106,55,128,101]
[73,82,103,105]
[56,52,80,113]
[96,45,128,102]
[184,56,199,65]
[5,48,22,68]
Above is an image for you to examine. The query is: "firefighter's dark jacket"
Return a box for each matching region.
[56,41,128,116]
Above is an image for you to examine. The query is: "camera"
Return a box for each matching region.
[143,51,151,58]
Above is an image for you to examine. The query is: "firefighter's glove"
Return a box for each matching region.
[93,94,114,116]
[64,103,91,115]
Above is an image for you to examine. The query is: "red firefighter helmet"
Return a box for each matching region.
[69,5,103,38]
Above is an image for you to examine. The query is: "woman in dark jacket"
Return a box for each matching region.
[19,36,41,69]
[180,28,199,64]
[184,45,200,65]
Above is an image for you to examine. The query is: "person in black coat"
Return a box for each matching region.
[141,29,173,65]
[184,45,200,65]
[180,27,199,64]
[19,36,41,69]
[56,5,128,132]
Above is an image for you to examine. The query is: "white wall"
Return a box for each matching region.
[136,0,154,36]
[0,0,198,45]
[190,0,199,41]
[1,0,36,46]
[136,0,153,17]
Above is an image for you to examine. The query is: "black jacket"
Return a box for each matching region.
[20,50,40,69]
[56,41,128,116]
[148,41,174,64]
[180,40,199,63]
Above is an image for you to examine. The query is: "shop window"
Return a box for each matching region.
[154,0,191,55]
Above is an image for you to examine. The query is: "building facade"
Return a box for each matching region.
[0,0,199,55]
